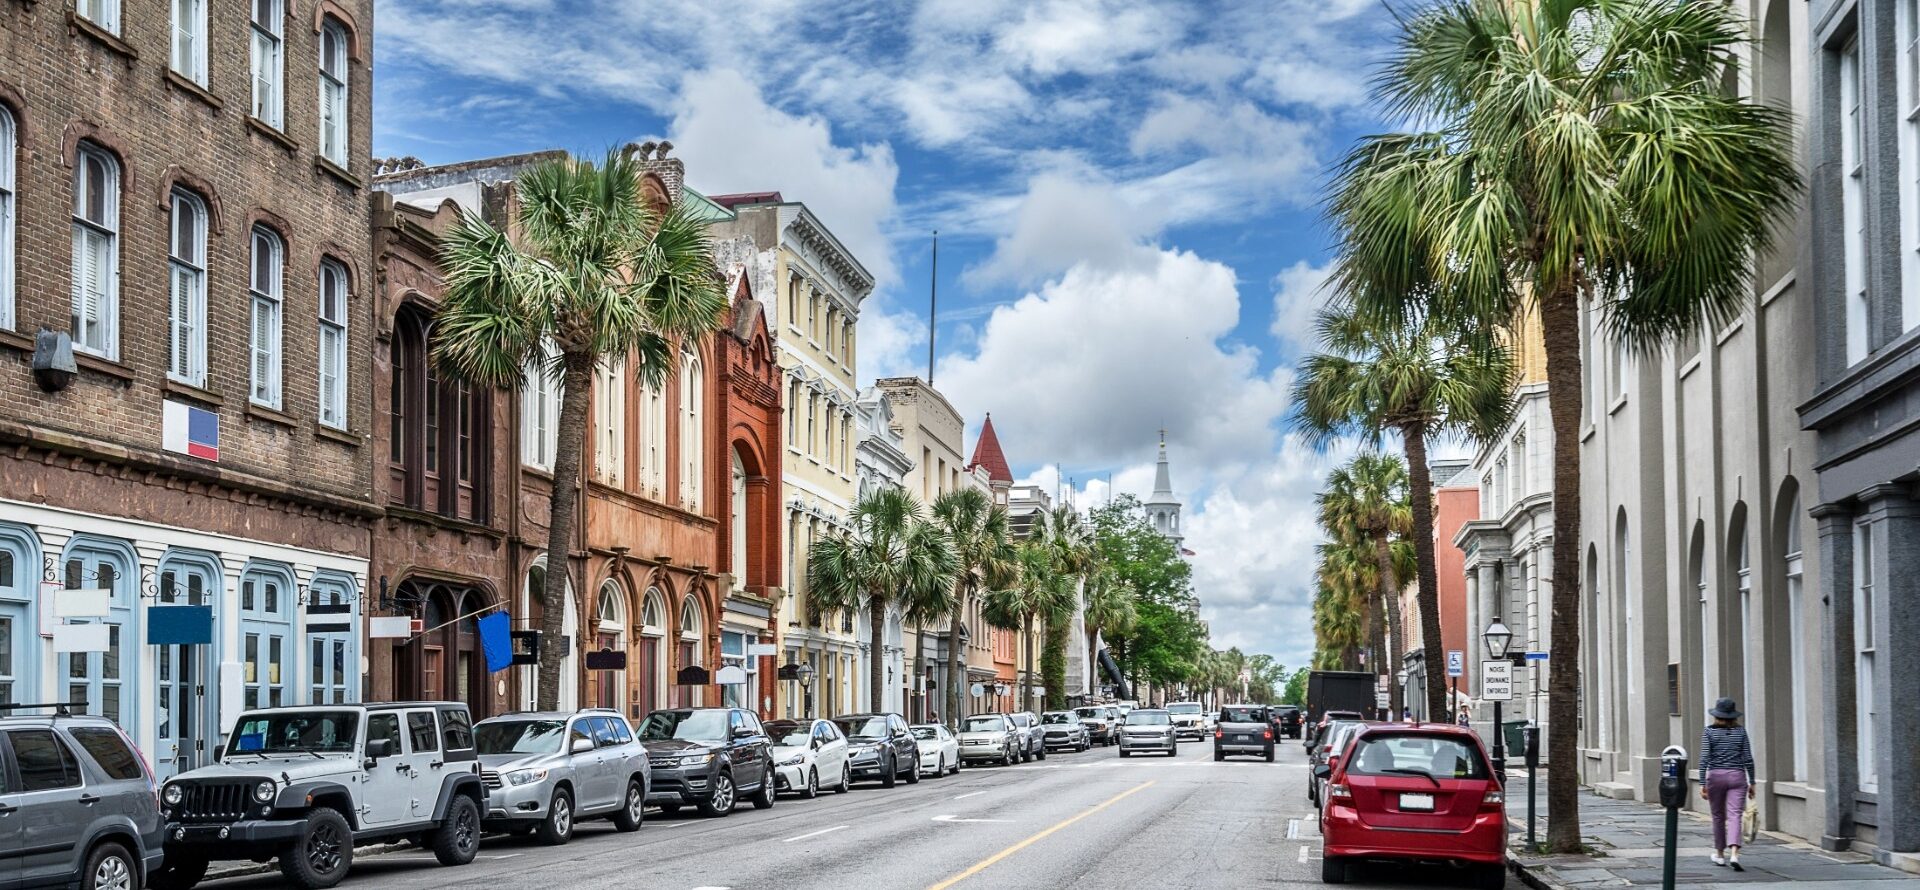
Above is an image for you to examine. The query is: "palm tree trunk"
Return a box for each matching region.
[1541,279,1585,852]
[947,591,967,728]
[913,616,927,722]
[536,355,594,711]
[1021,614,1035,713]
[869,594,887,713]
[1042,619,1067,709]
[1372,534,1402,719]
[1402,426,1447,720]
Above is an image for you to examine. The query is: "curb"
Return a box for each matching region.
[1508,857,1570,890]
[203,841,414,881]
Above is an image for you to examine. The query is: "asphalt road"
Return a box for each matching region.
[202,734,1519,890]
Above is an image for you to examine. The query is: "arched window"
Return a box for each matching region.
[1614,512,1633,745]
[240,561,294,710]
[249,226,284,408]
[1690,520,1710,720]
[522,338,560,469]
[677,596,704,707]
[732,449,748,581]
[640,379,666,495]
[0,525,37,712]
[637,588,666,717]
[71,144,120,359]
[62,539,135,724]
[250,0,285,127]
[594,355,626,486]
[680,346,704,509]
[171,0,208,84]
[318,19,349,167]
[390,308,488,520]
[1777,483,1807,781]
[307,573,356,706]
[1,106,16,330]
[1727,505,1751,707]
[593,580,626,711]
[318,260,349,428]
[168,189,208,386]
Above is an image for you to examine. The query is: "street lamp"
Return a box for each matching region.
[798,663,816,718]
[1483,620,1512,778]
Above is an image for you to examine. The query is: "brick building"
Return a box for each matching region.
[0,0,376,780]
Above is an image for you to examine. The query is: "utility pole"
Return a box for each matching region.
[927,231,938,384]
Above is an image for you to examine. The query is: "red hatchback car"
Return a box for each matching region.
[1317,723,1506,888]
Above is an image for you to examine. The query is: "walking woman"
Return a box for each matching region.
[1700,697,1757,870]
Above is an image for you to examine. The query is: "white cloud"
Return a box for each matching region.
[1270,259,1334,351]
[967,173,1160,285]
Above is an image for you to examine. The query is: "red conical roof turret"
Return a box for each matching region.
[968,413,1013,483]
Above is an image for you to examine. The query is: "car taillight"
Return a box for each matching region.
[1214,729,1223,739]
[1328,784,1352,800]
[1481,788,1505,811]
[1263,730,1272,740]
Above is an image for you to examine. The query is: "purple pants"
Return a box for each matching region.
[1707,768,1749,850]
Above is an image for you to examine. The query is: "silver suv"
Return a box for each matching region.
[1005,712,1046,761]
[0,702,164,890]
[474,709,649,845]
[154,702,484,889]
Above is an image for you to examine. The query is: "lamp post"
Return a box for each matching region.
[798,663,816,718]
[1483,620,1512,777]
[994,682,1009,712]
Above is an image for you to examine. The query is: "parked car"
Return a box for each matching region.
[473,708,648,845]
[1308,709,1365,751]
[1271,705,1303,739]
[764,718,850,798]
[831,713,919,787]
[1040,711,1091,752]
[1165,701,1206,740]
[0,703,165,890]
[1317,723,1505,888]
[1074,706,1120,745]
[956,714,1021,766]
[910,724,962,777]
[1310,720,1368,805]
[155,702,484,890]
[636,708,775,817]
[1117,708,1178,757]
[1214,705,1275,762]
[1006,712,1046,761]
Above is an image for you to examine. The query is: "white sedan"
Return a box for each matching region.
[910,723,961,777]
[765,717,851,798]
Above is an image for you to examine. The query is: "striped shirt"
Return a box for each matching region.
[1699,724,1755,784]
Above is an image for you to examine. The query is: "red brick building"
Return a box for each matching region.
[0,0,376,780]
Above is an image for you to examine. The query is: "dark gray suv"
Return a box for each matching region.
[0,703,165,890]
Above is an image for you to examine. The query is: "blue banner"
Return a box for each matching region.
[478,611,514,673]
[147,606,213,645]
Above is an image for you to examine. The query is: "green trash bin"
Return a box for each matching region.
[1502,719,1528,760]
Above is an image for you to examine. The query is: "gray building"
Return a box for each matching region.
[1801,0,1920,864]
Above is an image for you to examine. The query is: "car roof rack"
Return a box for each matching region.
[0,701,89,717]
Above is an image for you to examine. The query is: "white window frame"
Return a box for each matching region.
[168,190,208,386]
[250,0,285,128]
[318,20,349,167]
[171,0,207,85]
[594,355,626,485]
[77,0,120,34]
[1843,39,1870,364]
[641,380,666,494]
[731,450,748,581]
[0,106,14,332]
[681,347,704,509]
[1612,331,1629,401]
[1855,519,1878,792]
[249,227,284,409]
[1784,497,1808,782]
[521,339,560,470]
[1734,520,1752,715]
[1902,0,1920,331]
[318,260,348,429]
[70,144,120,360]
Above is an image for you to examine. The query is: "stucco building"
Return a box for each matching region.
[0,0,375,781]
[1401,459,1472,721]
[854,385,914,714]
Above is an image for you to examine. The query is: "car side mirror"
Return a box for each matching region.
[572,738,595,754]
[366,739,395,760]
[212,743,226,760]
[732,727,756,740]
[1314,764,1332,780]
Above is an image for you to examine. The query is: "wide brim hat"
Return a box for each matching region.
[1710,698,1742,720]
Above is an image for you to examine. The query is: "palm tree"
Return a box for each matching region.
[1033,506,1095,709]
[434,149,729,709]
[1317,454,1413,716]
[1082,566,1138,685]
[931,488,1019,725]
[1295,297,1513,719]
[806,488,960,709]
[1329,0,1798,849]
[985,544,1074,713]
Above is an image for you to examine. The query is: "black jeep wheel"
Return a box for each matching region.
[535,788,573,845]
[149,854,210,890]
[279,808,354,889]
[611,779,645,832]
[429,795,481,866]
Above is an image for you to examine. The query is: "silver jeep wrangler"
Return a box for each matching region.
[152,702,485,889]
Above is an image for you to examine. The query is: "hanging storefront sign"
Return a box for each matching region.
[305,602,352,635]
[715,665,748,686]
[585,649,627,671]
[510,630,541,665]
[747,643,777,657]
[54,588,110,618]
[676,665,711,685]
[52,623,110,653]
[146,605,213,645]
[477,611,514,673]
[368,616,413,639]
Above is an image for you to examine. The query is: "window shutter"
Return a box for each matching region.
[171,267,191,378]
[319,326,340,424]
[72,228,108,350]
[252,299,273,402]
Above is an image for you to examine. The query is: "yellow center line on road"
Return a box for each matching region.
[924,781,1156,890]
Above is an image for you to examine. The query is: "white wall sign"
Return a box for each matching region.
[51,623,110,653]
[716,665,748,686]
[1481,661,1514,701]
[55,588,111,618]
[368,616,413,639]
[748,643,778,657]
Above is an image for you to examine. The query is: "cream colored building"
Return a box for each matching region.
[707,194,873,718]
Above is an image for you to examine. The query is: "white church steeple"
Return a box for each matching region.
[1145,430,1182,546]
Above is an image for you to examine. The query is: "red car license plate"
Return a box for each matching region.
[1400,793,1435,811]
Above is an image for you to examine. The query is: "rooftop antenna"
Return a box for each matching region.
[927,230,938,384]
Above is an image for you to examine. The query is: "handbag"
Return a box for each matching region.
[1743,796,1759,843]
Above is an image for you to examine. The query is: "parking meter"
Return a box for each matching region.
[1522,723,1539,769]
[1659,745,1689,808]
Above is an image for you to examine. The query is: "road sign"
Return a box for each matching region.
[1481,661,1514,701]
[1446,650,1465,677]
[1525,651,1549,662]
[1374,691,1389,708]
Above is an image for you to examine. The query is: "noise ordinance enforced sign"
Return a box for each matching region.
[1481,661,1514,701]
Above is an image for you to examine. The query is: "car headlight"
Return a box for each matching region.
[851,746,878,760]
[680,753,715,767]
[777,754,805,767]
[505,768,549,786]
[253,780,275,802]
[162,783,183,806]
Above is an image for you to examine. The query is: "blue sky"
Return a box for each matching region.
[373,0,1401,672]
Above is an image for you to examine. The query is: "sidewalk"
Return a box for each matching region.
[1502,771,1920,889]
